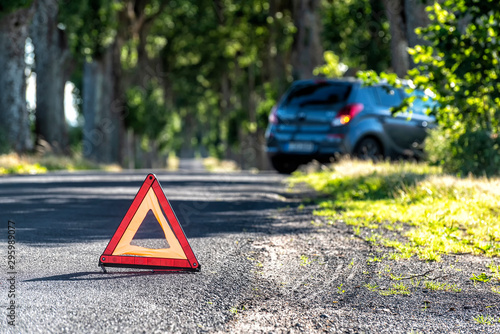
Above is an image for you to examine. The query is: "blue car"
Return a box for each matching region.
[265,78,436,173]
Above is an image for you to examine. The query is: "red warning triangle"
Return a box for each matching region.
[99,174,200,271]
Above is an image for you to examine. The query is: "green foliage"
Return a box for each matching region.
[126,81,168,141]
[0,0,33,18]
[425,127,500,177]
[321,0,390,72]
[59,0,119,59]
[256,83,280,131]
[53,0,396,165]
[409,1,500,176]
[313,51,347,78]
[357,2,500,177]
[151,0,295,158]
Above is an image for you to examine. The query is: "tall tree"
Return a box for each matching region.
[30,0,73,153]
[321,0,391,74]
[0,2,34,153]
[290,0,323,79]
[119,0,169,167]
[61,0,169,165]
[382,0,429,77]
[60,0,125,163]
[82,44,123,163]
[404,0,430,52]
[382,0,409,77]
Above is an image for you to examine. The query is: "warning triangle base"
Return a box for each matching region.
[99,257,201,272]
[99,173,200,272]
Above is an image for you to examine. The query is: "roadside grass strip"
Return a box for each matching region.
[0,153,120,174]
[0,153,47,174]
[290,160,500,261]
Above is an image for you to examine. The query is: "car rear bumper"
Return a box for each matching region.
[266,140,345,162]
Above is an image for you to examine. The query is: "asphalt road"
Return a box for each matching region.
[0,165,291,333]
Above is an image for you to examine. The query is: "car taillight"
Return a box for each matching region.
[268,105,278,124]
[332,103,364,126]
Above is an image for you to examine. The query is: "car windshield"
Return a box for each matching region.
[283,82,352,108]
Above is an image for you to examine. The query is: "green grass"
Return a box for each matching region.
[473,314,500,325]
[290,160,500,261]
[0,153,120,175]
[423,281,462,292]
[378,282,411,296]
[363,283,378,291]
[0,153,48,174]
[470,273,492,283]
[487,262,500,280]
[300,255,311,266]
[203,157,239,172]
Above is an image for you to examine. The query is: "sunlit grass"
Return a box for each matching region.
[166,153,179,171]
[291,160,500,261]
[203,157,240,172]
[0,153,120,175]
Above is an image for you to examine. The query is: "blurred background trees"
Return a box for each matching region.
[0,0,497,175]
[0,0,34,153]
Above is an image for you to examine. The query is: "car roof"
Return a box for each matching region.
[291,77,362,86]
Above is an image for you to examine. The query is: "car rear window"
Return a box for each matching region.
[282,82,352,108]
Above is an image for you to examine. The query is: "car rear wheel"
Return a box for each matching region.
[270,156,300,174]
[354,137,383,161]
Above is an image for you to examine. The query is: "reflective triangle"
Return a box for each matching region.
[99,174,200,271]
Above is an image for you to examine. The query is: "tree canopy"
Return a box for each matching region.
[0,0,498,175]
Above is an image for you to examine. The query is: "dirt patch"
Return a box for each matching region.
[226,204,500,333]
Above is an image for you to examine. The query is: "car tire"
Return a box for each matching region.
[270,156,300,174]
[354,137,383,161]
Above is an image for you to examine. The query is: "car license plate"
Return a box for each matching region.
[287,142,314,152]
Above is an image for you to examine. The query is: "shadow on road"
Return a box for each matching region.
[1,171,311,244]
[24,270,196,282]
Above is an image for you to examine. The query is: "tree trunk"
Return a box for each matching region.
[268,0,289,95]
[125,128,135,169]
[0,6,34,153]
[247,63,268,170]
[290,0,323,80]
[179,111,195,159]
[82,43,124,164]
[219,72,231,158]
[382,0,409,77]
[405,0,430,67]
[30,0,73,153]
